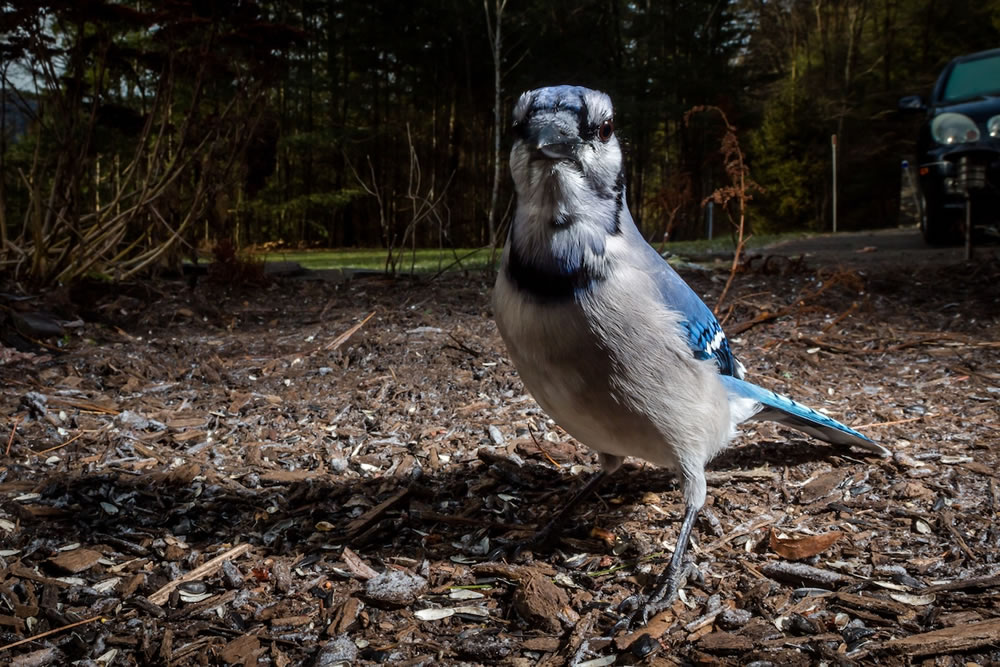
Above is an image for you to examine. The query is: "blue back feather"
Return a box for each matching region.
[634,239,741,377]
[630,229,887,456]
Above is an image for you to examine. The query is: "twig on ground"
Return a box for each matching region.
[445,331,481,358]
[33,430,86,455]
[528,427,561,468]
[0,615,102,653]
[5,415,19,456]
[148,543,252,605]
[854,415,928,430]
[324,311,376,351]
[940,511,977,562]
[822,301,859,332]
[343,487,411,539]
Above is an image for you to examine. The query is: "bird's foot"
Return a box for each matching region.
[610,561,697,634]
[610,593,671,635]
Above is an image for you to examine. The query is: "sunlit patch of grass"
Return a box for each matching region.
[250,232,815,273]
[254,247,494,272]
[659,231,816,257]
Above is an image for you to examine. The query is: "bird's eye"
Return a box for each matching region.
[598,119,614,142]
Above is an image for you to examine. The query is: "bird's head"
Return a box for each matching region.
[509,86,623,207]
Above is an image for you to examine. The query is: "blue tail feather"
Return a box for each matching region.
[719,375,889,457]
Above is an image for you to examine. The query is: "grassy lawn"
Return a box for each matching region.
[251,232,815,272]
[254,247,496,272]
[658,231,816,256]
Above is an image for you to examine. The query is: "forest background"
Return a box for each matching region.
[2,0,999,284]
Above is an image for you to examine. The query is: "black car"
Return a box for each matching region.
[899,47,1000,245]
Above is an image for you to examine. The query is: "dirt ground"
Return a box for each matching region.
[1,228,999,666]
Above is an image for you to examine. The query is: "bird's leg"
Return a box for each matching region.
[613,502,700,633]
[489,468,610,560]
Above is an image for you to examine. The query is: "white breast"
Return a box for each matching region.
[493,247,734,474]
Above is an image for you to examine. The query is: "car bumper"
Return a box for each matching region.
[919,146,1000,220]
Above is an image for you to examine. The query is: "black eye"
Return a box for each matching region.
[598,119,614,142]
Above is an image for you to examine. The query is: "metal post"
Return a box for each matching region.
[901,160,923,224]
[706,200,714,240]
[965,195,972,261]
[831,134,838,233]
[957,154,982,261]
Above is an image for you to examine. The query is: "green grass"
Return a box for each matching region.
[657,231,816,257]
[251,231,815,272]
[253,247,494,272]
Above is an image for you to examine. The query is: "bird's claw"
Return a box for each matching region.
[611,593,671,634]
[610,561,697,634]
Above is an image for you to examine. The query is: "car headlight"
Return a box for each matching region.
[931,113,980,144]
[989,114,1000,138]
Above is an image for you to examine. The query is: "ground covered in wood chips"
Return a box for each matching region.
[1,230,999,666]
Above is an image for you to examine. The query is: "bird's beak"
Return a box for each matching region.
[533,123,581,160]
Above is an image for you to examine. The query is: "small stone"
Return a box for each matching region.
[629,633,658,659]
[716,608,752,630]
[842,624,877,651]
[222,559,243,589]
[363,569,428,607]
[313,634,358,667]
[456,631,513,661]
[787,613,819,635]
[273,559,292,594]
[177,581,207,594]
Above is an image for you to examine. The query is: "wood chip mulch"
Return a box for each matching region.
[0,250,998,666]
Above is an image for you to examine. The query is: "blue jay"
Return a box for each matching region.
[492,85,889,630]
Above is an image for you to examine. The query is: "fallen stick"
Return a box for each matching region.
[941,511,977,562]
[854,415,929,430]
[148,543,252,605]
[343,486,410,538]
[33,430,86,456]
[527,427,561,468]
[5,415,21,456]
[923,573,1000,593]
[324,311,376,351]
[883,618,1000,656]
[0,614,102,653]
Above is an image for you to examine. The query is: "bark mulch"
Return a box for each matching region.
[0,249,998,666]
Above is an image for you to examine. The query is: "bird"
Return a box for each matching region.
[492,85,889,631]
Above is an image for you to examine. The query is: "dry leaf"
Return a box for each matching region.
[414,607,454,621]
[341,547,379,580]
[769,528,844,560]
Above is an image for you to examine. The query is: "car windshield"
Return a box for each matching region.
[942,53,1000,102]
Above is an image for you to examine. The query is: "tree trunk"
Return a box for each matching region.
[484,0,507,249]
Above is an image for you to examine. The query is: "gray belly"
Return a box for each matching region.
[494,276,684,468]
[493,268,733,471]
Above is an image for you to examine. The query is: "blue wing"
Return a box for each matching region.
[625,226,886,457]
[636,241,742,377]
[719,375,889,456]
